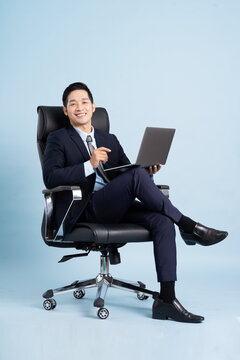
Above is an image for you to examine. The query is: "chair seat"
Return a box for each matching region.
[62,222,151,245]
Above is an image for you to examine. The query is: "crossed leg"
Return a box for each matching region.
[84,167,182,224]
[84,167,180,281]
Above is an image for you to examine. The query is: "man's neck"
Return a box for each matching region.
[74,124,92,134]
[74,124,93,135]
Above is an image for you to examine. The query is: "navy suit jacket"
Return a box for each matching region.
[43,125,130,233]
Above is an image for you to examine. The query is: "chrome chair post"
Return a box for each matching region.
[100,254,109,274]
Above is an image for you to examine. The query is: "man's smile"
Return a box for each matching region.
[75,112,86,118]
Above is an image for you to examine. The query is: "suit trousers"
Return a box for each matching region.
[84,167,182,281]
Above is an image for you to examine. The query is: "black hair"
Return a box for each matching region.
[62,82,94,106]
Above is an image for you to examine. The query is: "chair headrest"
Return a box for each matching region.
[37,106,109,165]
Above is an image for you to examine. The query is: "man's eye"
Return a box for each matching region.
[70,103,75,106]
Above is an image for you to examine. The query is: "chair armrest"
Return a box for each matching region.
[42,186,81,194]
[42,185,82,242]
[157,185,169,190]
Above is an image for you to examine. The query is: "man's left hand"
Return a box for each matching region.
[145,164,162,175]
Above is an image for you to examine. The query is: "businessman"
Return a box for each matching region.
[43,82,228,323]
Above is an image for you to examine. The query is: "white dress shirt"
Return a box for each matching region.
[74,126,107,192]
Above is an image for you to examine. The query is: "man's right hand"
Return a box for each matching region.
[90,147,111,168]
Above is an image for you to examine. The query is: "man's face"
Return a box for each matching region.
[63,89,95,131]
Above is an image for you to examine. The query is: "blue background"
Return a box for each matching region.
[0,0,239,359]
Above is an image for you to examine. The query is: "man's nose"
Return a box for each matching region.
[76,102,84,111]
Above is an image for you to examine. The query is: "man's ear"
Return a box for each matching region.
[92,103,96,113]
[63,106,68,116]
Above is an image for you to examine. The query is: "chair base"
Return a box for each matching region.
[42,253,158,319]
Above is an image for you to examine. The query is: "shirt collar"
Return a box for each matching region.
[74,126,95,142]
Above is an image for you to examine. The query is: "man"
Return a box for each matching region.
[43,82,228,323]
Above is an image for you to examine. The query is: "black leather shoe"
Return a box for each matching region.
[152,298,204,323]
[180,223,228,246]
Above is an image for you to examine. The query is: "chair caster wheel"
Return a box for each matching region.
[97,307,109,319]
[73,289,85,299]
[43,298,56,310]
[51,298,57,308]
[137,293,149,300]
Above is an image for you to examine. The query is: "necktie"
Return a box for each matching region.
[86,135,110,183]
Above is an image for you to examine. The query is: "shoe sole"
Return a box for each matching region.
[180,231,228,246]
[152,312,203,323]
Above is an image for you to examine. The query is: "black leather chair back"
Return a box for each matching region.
[37,105,151,249]
[37,106,109,166]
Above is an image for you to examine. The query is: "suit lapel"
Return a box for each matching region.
[94,129,106,148]
[67,125,90,161]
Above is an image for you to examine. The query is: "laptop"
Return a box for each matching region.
[105,127,176,173]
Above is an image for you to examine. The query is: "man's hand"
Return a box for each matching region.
[90,147,111,168]
[145,163,162,175]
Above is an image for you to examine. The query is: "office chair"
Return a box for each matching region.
[37,106,170,319]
